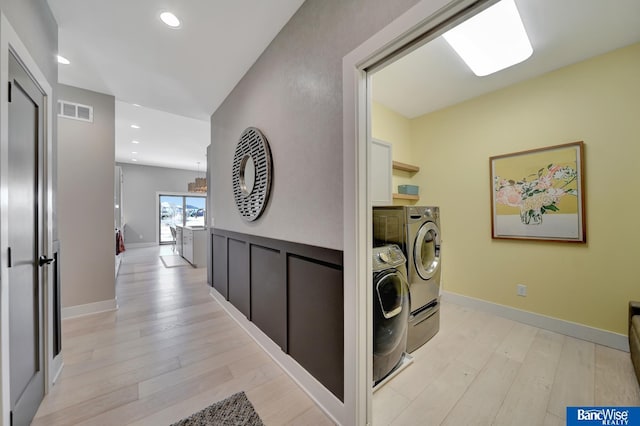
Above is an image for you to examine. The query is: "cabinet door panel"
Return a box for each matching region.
[184,230,193,262]
[212,235,228,298]
[250,245,286,350]
[371,139,392,206]
[228,239,250,317]
[288,255,343,400]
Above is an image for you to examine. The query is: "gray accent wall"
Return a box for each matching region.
[117,163,203,244]
[1,0,58,83]
[1,0,59,239]
[58,84,115,308]
[209,0,420,250]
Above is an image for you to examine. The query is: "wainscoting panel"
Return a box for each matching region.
[288,255,344,401]
[228,238,250,318]
[250,245,286,350]
[212,234,228,299]
[210,228,344,401]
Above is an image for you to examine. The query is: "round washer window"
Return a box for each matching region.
[232,127,273,221]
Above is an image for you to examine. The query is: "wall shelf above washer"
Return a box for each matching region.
[392,161,420,173]
[393,193,419,201]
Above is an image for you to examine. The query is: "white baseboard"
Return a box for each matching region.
[51,356,63,384]
[46,353,63,394]
[441,291,629,352]
[62,298,118,320]
[123,242,157,249]
[209,288,344,425]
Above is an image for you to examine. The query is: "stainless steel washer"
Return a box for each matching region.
[372,245,409,384]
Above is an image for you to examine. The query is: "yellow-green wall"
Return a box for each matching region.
[375,43,640,335]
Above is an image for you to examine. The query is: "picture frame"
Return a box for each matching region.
[490,141,586,242]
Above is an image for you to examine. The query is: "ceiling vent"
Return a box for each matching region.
[58,100,93,122]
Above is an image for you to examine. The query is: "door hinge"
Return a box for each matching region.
[7,247,12,268]
[8,81,11,103]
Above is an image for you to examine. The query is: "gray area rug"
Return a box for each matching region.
[170,392,265,426]
[160,255,191,268]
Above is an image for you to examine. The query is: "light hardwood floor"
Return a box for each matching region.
[32,245,640,425]
[32,246,333,426]
[373,301,640,426]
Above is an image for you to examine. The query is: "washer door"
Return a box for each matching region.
[373,270,409,358]
[414,221,441,280]
[375,271,407,319]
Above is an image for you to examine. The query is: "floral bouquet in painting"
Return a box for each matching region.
[494,164,577,225]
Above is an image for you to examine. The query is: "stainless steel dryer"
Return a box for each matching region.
[372,245,410,384]
[373,206,441,352]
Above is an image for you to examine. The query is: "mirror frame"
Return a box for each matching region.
[231,127,273,221]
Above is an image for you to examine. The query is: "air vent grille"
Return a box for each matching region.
[58,100,93,122]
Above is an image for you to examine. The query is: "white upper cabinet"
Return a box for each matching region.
[371,139,393,206]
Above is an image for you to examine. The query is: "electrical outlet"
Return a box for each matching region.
[517,284,527,297]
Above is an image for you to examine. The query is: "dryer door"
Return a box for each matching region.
[414,221,441,280]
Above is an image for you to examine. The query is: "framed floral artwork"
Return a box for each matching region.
[490,141,586,242]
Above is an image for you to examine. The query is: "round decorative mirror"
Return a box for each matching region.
[232,127,272,221]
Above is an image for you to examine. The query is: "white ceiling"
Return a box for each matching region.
[115,101,209,171]
[47,0,640,169]
[47,0,305,170]
[373,0,640,119]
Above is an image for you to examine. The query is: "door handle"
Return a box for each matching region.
[39,255,55,267]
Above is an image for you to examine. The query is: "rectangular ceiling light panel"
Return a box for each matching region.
[443,0,533,76]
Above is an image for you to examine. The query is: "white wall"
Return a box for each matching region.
[58,84,115,309]
[118,162,203,244]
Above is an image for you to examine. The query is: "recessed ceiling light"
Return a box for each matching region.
[130,124,140,129]
[132,140,140,144]
[131,159,138,162]
[132,151,138,154]
[160,11,181,28]
[132,103,141,107]
[57,55,70,65]
[442,0,532,77]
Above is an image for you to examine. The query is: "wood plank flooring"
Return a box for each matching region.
[374,301,640,425]
[33,246,332,426]
[32,245,640,425]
